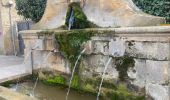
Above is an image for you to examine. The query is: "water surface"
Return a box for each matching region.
[10,81,99,100]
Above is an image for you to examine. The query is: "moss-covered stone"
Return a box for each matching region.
[44,75,66,85]
[65,2,98,29]
[106,83,145,100]
[71,75,80,89]
[115,56,135,81]
[55,30,93,71]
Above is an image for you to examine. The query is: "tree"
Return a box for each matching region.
[15,0,47,22]
[133,0,170,23]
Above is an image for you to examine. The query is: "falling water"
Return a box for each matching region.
[68,8,74,30]
[29,77,39,97]
[96,57,112,100]
[12,50,35,92]
[66,49,86,100]
[30,51,53,97]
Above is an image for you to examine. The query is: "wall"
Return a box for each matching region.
[0,0,23,55]
[21,26,170,100]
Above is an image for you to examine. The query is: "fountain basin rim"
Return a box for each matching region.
[19,26,170,35]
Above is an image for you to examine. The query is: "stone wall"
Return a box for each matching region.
[0,0,23,55]
[21,26,170,100]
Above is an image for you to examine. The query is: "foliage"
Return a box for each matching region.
[15,0,47,22]
[55,30,92,68]
[133,0,170,23]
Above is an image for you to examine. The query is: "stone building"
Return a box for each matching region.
[0,0,23,55]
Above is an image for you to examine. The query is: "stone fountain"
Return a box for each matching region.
[33,0,165,29]
[20,0,170,100]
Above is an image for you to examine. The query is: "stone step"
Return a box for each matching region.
[0,64,30,83]
[0,86,38,100]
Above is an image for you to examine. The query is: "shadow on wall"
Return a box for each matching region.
[17,21,34,56]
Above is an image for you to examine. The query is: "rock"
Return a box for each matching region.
[80,55,118,79]
[146,60,170,85]
[130,59,170,87]
[109,38,126,57]
[129,59,147,88]
[146,84,170,100]
[126,41,170,60]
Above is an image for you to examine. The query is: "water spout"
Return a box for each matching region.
[66,48,86,100]
[30,50,54,97]
[31,77,39,97]
[68,7,74,30]
[96,57,112,100]
[12,50,35,92]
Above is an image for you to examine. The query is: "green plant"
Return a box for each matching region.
[65,2,89,29]
[55,30,92,69]
[15,0,47,22]
[133,0,170,23]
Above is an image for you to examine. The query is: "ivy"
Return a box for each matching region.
[15,0,47,22]
[133,0,170,23]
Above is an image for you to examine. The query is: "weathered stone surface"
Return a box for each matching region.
[31,50,70,74]
[129,59,170,87]
[126,41,170,60]
[32,0,68,29]
[21,28,170,100]
[33,0,165,29]
[128,59,147,88]
[146,60,170,84]
[146,84,170,100]
[84,0,164,27]
[81,55,118,79]
[0,86,37,100]
[109,38,126,57]
[0,0,23,55]
[91,40,110,55]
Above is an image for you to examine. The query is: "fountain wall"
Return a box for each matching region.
[21,26,170,99]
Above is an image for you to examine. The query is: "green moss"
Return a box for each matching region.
[83,84,94,92]
[65,2,98,29]
[43,75,66,85]
[71,75,80,89]
[55,30,93,70]
[107,84,145,100]
[115,56,135,81]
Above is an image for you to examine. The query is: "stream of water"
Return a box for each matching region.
[31,51,53,97]
[96,57,112,100]
[66,49,86,100]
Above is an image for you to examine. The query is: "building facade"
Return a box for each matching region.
[0,0,23,55]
